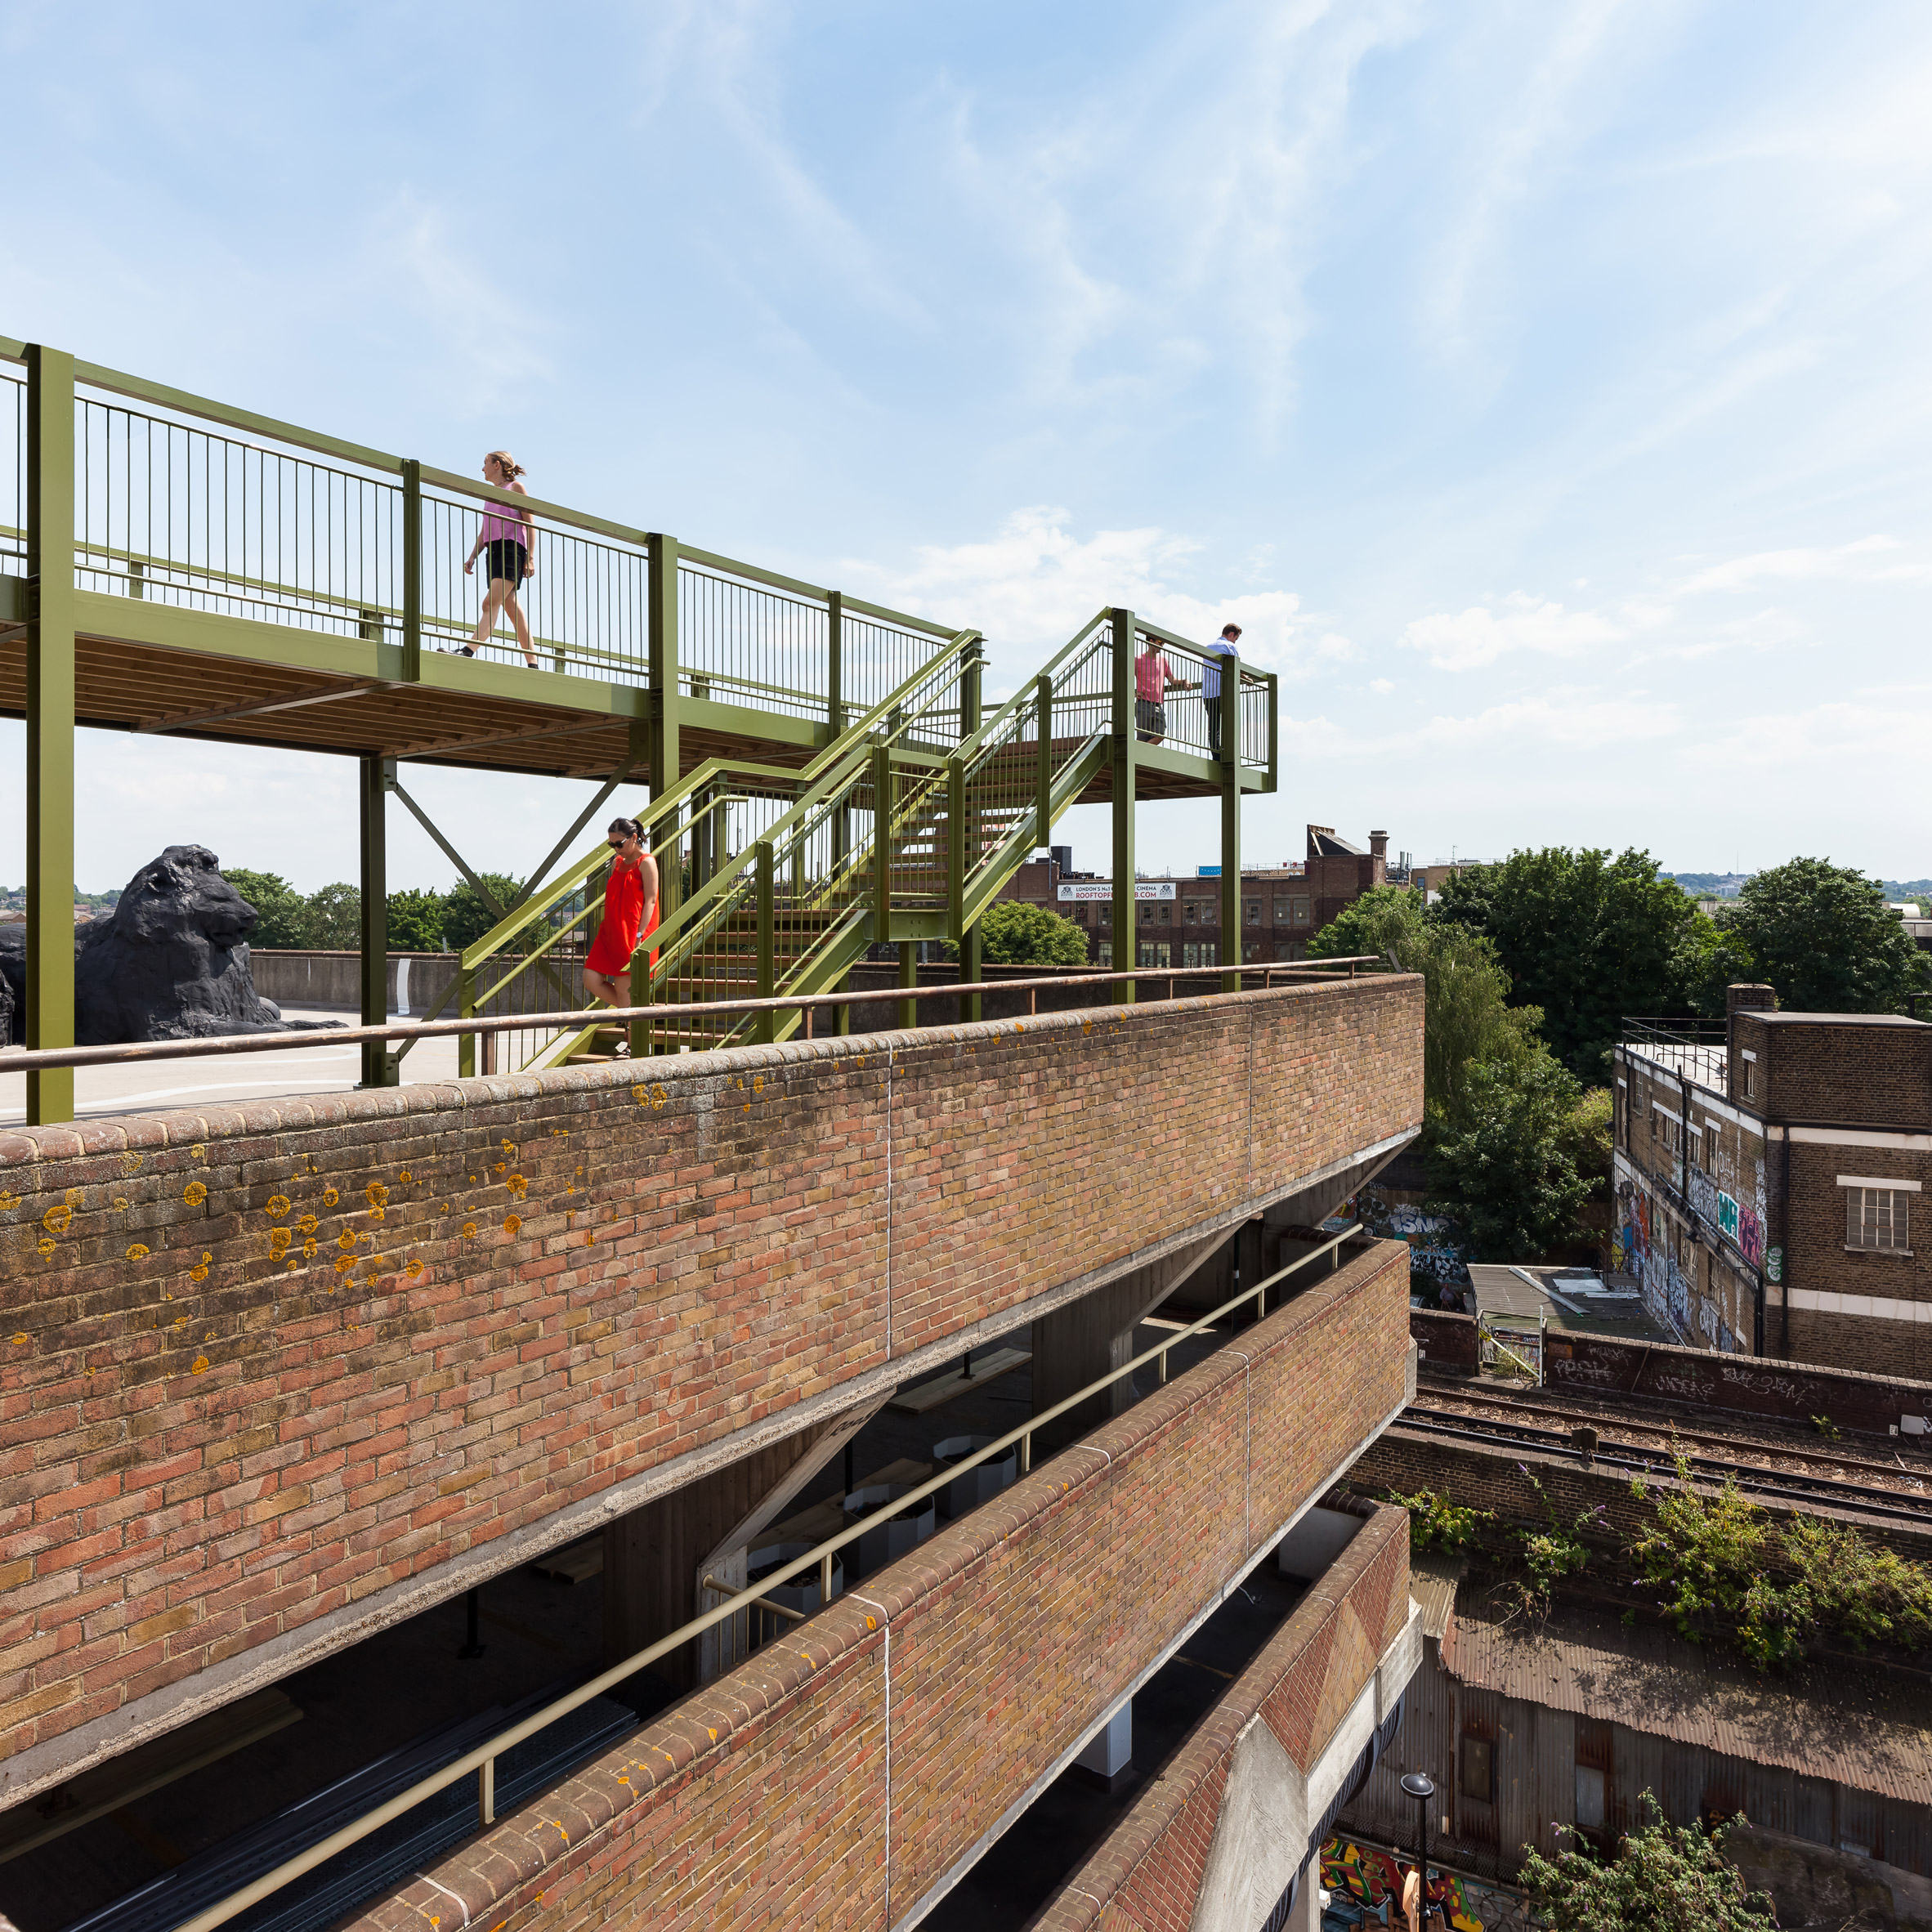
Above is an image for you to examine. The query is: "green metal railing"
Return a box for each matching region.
[0,345,957,704]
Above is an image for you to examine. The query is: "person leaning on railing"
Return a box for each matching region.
[1202,623,1241,760]
[1135,634,1176,744]
[461,449,539,667]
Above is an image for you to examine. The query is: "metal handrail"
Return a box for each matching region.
[163,1217,1369,1932]
[0,961,1389,1076]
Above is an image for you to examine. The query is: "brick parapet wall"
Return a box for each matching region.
[0,977,1420,1782]
[1033,1504,1411,1932]
[1410,1308,1932,1434]
[334,1241,1414,1932]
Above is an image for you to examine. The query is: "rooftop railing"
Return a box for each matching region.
[1620,1017,1728,1093]
[0,345,957,717]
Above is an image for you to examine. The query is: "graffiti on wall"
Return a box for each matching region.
[1321,1838,1485,1931]
[1737,1202,1765,1268]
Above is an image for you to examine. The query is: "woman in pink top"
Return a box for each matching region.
[1134,637,1174,744]
[461,449,539,666]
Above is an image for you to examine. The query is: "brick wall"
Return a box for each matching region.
[1033,1503,1412,1932]
[1411,1309,1932,1436]
[0,977,1420,1781]
[338,1241,1415,1932]
[1737,1012,1932,1130]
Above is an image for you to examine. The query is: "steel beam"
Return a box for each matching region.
[1111,606,1137,1004]
[1221,685,1242,991]
[648,534,680,937]
[359,755,396,1087]
[25,347,76,1124]
[137,679,382,735]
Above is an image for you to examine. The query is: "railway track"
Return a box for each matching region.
[1399,1404,1932,1529]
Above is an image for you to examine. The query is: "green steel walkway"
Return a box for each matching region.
[1,338,1277,1119]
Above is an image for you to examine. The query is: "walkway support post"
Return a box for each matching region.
[1220,671,1241,992]
[1110,607,1137,1004]
[959,642,984,1023]
[648,535,680,933]
[400,459,422,682]
[754,840,776,1045]
[25,345,76,1126]
[359,756,396,1088]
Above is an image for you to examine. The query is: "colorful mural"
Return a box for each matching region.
[1737,1202,1765,1268]
[1321,1836,1485,1930]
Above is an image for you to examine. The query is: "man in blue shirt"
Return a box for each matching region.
[1201,624,1241,762]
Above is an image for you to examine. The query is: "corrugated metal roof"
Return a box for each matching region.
[1409,1550,1465,1643]
[1440,1591,1932,1805]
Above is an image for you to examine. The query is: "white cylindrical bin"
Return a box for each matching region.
[843,1485,937,1578]
[748,1541,842,1613]
[933,1436,1017,1521]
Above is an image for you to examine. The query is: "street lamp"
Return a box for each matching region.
[1399,1770,1437,1930]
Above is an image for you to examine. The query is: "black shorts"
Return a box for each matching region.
[485,539,528,584]
[1135,698,1166,736]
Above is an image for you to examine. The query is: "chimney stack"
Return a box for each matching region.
[1368,830,1389,861]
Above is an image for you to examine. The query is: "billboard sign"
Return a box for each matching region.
[1058,881,1178,902]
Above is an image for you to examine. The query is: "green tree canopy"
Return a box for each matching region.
[443,873,527,953]
[1668,913,1760,1021]
[1425,1049,1592,1262]
[221,867,308,949]
[1433,847,1695,1082]
[1304,883,1424,964]
[945,900,1089,967]
[386,888,447,951]
[1728,856,1930,1013]
[1518,1794,1777,1931]
[302,883,362,950]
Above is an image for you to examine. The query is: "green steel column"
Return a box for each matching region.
[755,839,776,1044]
[25,346,76,1126]
[898,941,918,1031]
[827,589,844,740]
[1110,606,1137,1004]
[1220,712,1242,992]
[360,755,396,1088]
[960,642,985,1024]
[400,459,422,681]
[648,531,680,807]
[870,743,892,950]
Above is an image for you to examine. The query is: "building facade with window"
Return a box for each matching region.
[1000,823,1393,968]
[1612,985,1932,1377]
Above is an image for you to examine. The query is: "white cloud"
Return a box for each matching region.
[1679,534,1930,593]
[843,506,1344,682]
[1369,677,1395,695]
[1398,593,1625,671]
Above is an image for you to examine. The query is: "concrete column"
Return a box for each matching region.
[358,754,396,1089]
[1074,1700,1132,1791]
[1031,1230,1221,1450]
[603,1397,882,1689]
[1290,1852,1323,1932]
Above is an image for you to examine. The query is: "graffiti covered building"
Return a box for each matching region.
[1612,984,1932,1378]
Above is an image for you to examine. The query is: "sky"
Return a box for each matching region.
[3,0,1930,892]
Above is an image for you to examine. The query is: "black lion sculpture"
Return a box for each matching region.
[0,847,333,1046]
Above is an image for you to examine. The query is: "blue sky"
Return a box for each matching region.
[4,0,1930,892]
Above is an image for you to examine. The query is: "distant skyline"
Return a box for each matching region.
[4,2,1930,890]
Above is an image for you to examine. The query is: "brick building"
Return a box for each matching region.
[1001,823,1393,967]
[1612,985,1932,1378]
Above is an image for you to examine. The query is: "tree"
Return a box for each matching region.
[1392,922,1541,1137]
[1728,856,1930,1013]
[221,867,308,950]
[442,873,527,953]
[302,883,362,950]
[1305,883,1424,964]
[1425,1049,1592,1261]
[1668,914,1760,1021]
[1433,848,1695,1083]
[943,900,1089,967]
[386,888,447,952]
[1518,1793,1777,1930]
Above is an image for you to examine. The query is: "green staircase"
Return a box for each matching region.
[454,610,1182,1070]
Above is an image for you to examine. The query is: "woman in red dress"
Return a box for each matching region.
[583,817,660,1008]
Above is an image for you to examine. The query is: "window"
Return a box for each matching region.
[1185,901,1199,924]
[1574,1764,1606,1831]
[1741,1051,1755,1099]
[1098,941,1112,967]
[1139,941,1155,965]
[1183,943,1200,967]
[1705,1125,1719,1171]
[1201,901,1216,925]
[1459,1735,1492,1802]
[1293,896,1309,924]
[1156,942,1171,966]
[1245,900,1261,925]
[1845,1186,1911,1252]
[1159,902,1172,924]
[1243,941,1260,962]
[1274,941,1295,962]
[1100,904,1111,926]
[1649,1106,1659,1142]
[1272,896,1290,924]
